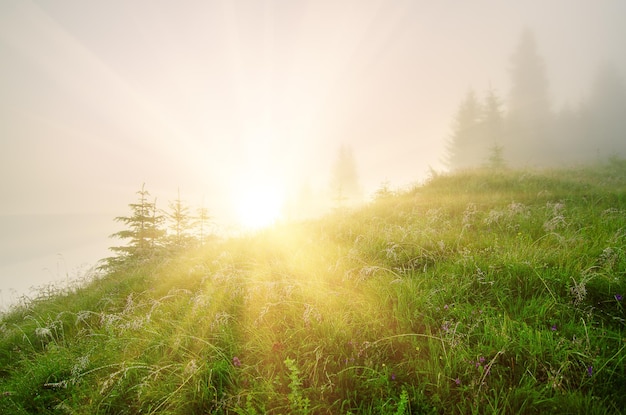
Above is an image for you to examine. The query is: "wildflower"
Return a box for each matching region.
[587,366,593,377]
[454,378,461,385]
[551,324,557,331]
[391,373,396,381]
[615,294,623,302]
[232,356,241,367]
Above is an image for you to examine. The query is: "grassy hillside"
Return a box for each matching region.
[1,161,625,414]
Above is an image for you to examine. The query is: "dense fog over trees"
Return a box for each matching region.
[446,29,626,171]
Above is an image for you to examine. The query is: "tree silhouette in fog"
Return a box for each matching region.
[481,89,506,169]
[584,62,626,159]
[445,89,506,171]
[164,189,195,251]
[104,186,218,268]
[445,90,482,170]
[505,28,553,165]
[194,204,212,247]
[330,144,361,207]
[507,28,551,123]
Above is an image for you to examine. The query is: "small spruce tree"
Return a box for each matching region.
[109,183,165,263]
[330,144,361,208]
[194,205,212,247]
[164,189,195,250]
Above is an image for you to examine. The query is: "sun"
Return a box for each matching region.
[233,181,285,230]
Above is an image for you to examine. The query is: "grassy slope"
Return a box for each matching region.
[1,161,625,414]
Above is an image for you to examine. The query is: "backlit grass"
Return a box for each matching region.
[1,161,625,414]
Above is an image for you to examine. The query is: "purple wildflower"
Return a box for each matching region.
[391,373,396,381]
[454,378,461,385]
[232,356,241,367]
[587,366,593,377]
[615,294,623,301]
[551,324,557,331]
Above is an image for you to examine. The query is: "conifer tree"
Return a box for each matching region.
[446,89,507,171]
[445,89,483,170]
[482,90,504,144]
[109,183,165,261]
[486,143,506,170]
[507,28,551,124]
[482,89,506,169]
[584,62,626,159]
[506,28,553,165]
[164,189,194,250]
[330,144,361,208]
[194,205,212,247]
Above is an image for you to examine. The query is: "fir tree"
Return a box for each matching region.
[109,183,165,262]
[507,28,551,124]
[445,89,483,170]
[330,145,361,208]
[506,28,553,165]
[584,62,626,159]
[482,89,506,168]
[446,88,507,171]
[194,205,212,247]
[164,189,195,250]
[486,143,506,170]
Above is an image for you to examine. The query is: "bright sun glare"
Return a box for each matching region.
[233,182,284,230]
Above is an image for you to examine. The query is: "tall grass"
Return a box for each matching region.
[1,161,625,414]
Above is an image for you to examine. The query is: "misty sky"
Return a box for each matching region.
[1,0,625,220]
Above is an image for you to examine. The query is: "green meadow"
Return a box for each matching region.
[1,161,625,414]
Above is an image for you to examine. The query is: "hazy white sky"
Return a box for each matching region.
[1,0,625,220]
